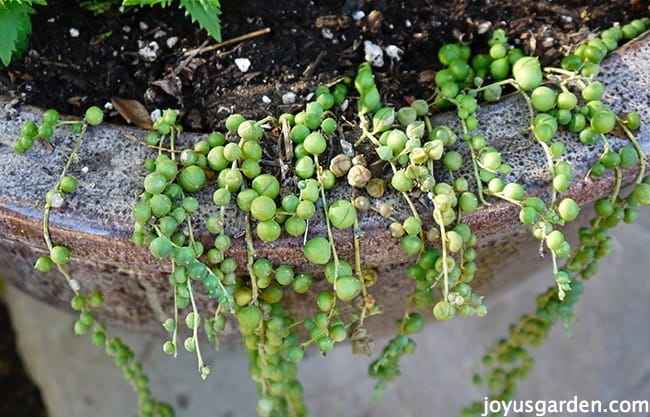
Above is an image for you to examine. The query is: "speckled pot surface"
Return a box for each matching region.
[0,33,648,333]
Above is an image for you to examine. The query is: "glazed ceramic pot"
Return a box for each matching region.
[0,33,648,334]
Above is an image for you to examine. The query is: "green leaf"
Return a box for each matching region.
[0,1,47,5]
[121,0,173,7]
[121,0,221,42]
[179,0,222,42]
[0,0,44,66]
[80,0,118,15]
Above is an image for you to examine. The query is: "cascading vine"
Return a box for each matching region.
[12,17,650,417]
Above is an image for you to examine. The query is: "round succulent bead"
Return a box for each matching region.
[303,237,331,264]
[329,154,352,177]
[328,200,357,229]
[347,165,372,188]
[335,275,362,301]
[34,256,53,273]
[84,106,104,126]
[433,300,455,321]
[178,165,206,192]
[251,196,277,222]
[512,57,542,90]
[256,220,281,242]
[50,245,71,265]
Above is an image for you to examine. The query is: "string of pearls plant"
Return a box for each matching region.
[13,18,649,417]
[15,106,174,417]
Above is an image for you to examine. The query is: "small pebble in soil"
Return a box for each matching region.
[104,102,113,110]
[69,28,80,38]
[154,30,167,39]
[234,58,252,72]
[139,21,149,31]
[122,25,131,33]
[3,100,19,118]
[262,95,272,104]
[405,19,412,28]
[138,41,160,62]
[367,10,383,33]
[282,92,297,104]
[417,70,435,84]
[364,40,384,67]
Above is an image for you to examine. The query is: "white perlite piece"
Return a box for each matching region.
[282,92,296,104]
[322,28,334,40]
[352,10,365,20]
[234,57,252,72]
[262,95,272,104]
[150,109,162,123]
[364,40,384,67]
[69,28,80,38]
[339,139,354,158]
[166,37,179,49]
[477,21,492,34]
[138,41,160,62]
[384,45,403,61]
[49,192,64,208]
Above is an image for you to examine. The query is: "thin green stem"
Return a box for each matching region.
[41,123,89,293]
[619,122,646,183]
[314,154,344,325]
[610,167,623,205]
[352,214,369,324]
[172,282,179,358]
[315,155,340,285]
[187,279,209,379]
[170,126,177,162]
[469,78,516,94]
[244,213,259,303]
[460,118,490,205]
[433,206,450,300]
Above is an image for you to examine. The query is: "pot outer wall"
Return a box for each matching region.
[0,33,648,335]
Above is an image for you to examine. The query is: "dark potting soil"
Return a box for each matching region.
[1,0,648,132]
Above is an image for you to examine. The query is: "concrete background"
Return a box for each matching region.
[3,211,649,417]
